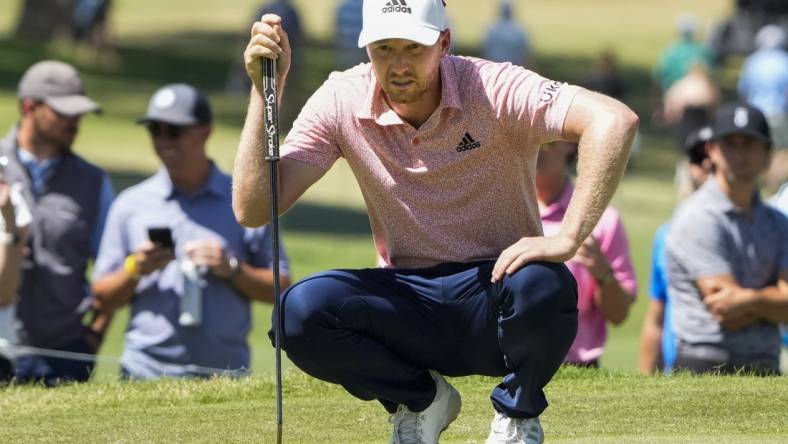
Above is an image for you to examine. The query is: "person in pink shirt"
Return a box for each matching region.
[233,1,638,443]
[537,141,637,367]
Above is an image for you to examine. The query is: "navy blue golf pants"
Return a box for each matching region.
[273,260,578,418]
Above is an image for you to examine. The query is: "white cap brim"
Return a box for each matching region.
[45,95,101,116]
[358,24,441,48]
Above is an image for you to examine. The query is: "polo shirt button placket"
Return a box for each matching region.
[412,137,420,146]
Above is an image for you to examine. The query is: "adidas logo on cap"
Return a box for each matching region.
[382,0,412,14]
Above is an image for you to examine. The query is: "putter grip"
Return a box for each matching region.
[262,58,280,161]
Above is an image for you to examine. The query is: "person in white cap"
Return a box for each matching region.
[234,1,638,443]
[0,60,115,385]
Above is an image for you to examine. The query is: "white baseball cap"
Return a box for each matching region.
[357,0,449,48]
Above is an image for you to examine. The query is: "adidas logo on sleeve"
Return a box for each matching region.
[382,0,412,14]
[455,132,482,152]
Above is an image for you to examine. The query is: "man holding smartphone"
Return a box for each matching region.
[92,83,291,379]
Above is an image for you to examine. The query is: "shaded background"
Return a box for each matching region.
[0,0,744,377]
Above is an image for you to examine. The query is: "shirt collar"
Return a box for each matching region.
[356,56,464,125]
[16,147,62,169]
[153,161,225,200]
[540,180,574,221]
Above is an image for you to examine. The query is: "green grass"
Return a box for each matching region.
[2,368,787,443]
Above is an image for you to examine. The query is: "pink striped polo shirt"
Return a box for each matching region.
[282,55,581,268]
[540,182,638,364]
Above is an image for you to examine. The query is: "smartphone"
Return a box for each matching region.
[148,227,175,249]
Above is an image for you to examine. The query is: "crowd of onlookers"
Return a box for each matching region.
[0,62,290,385]
[0,0,785,386]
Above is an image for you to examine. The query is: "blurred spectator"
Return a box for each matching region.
[583,50,625,101]
[771,179,788,373]
[639,125,713,375]
[482,0,531,67]
[226,1,303,94]
[660,64,719,158]
[92,84,291,379]
[738,25,788,149]
[1,60,114,386]
[255,0,303,69]
[72,0,119,68]
[0,177,32,383]
[655,13,714,93]
[662,64,719,127]
[772,181,788,216]
[537,141,637,368]
[334,0,366,70]
[764,149,788,195]
[709,0,788,62]
[666,103,788,375]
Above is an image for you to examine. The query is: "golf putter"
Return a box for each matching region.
[262,56,283,444]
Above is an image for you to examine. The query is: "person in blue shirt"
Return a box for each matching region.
[639,125,712,375]
[92,84,290,379]
[482,0,531,67]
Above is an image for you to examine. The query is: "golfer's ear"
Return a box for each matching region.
[439,30,452,56]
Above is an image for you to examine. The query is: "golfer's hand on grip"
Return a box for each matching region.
[245,14,291,94]
[491,235,577,283]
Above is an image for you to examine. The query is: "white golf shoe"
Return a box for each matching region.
[389,371,462,444]
[485,412,544,444]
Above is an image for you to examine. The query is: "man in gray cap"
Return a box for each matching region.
[92,83,290,379]
[0,60,115,385]
[666,102,788,374]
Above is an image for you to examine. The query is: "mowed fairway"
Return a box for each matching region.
[2,1,787,443]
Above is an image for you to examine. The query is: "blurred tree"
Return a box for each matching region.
[14,0,76,40]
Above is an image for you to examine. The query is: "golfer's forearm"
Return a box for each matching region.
[560,107,638,248]
[234,89,276,227]
[93,270,137,312]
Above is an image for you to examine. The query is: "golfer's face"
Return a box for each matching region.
[367,37,444,105]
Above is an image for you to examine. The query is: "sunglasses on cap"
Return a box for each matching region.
[146,122,188,139]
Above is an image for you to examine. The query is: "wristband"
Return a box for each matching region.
[124,254,141,280]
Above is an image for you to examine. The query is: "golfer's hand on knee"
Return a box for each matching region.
[491,235,577,283]
[134,241,175,276]
[245,13,292,94]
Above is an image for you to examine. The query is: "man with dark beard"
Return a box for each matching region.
[0,60,114,385]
